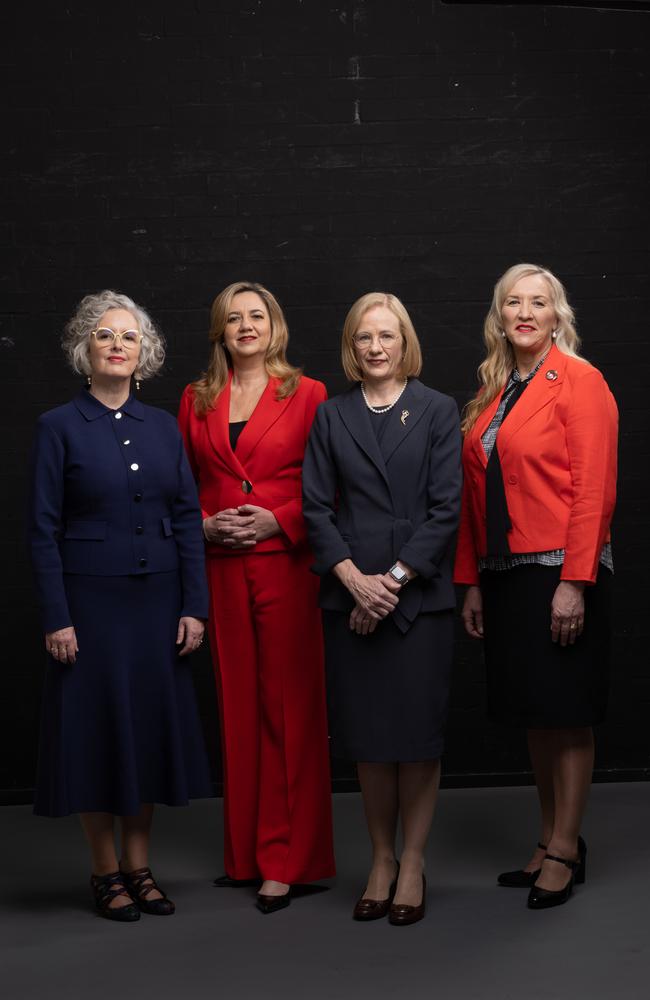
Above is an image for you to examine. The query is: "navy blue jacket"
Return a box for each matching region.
[29,390,209,633]
[302,379,462,633]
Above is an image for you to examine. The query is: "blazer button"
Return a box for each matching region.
[139,557,147,568]
[130,463,139,471]
[135,525,144,535]
[241,480,253,494]
[134,492,143,502]
[508,474,518,485]
[115,412,122,420]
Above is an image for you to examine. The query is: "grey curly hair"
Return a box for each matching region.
[61,290,166,380]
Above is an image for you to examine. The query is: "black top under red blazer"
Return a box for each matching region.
[302,379,462,632]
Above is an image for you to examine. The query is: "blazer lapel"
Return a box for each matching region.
[236,377,295,466]
[469,344,566,465]
[336,386,391,493]
[205,377,249,481]
[497,345,566,455]
[470,393,502,469]
[380,379,433,465]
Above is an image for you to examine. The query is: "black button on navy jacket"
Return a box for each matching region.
[29,390,208,634]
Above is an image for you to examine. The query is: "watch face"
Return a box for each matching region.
[390,565,406,583]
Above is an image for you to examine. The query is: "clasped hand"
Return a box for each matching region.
[344,567,401,635]
[203,505,280,549]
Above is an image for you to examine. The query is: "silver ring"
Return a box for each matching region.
[569,623,576,630]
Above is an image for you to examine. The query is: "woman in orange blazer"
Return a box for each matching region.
[178,282,335,913]
[455,263,618,911]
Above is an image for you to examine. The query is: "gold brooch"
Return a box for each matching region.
[400,409,409,425]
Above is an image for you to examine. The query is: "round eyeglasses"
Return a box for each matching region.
[91,328,142,349]
[352,332,400,350]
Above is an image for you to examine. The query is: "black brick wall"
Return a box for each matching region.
[2,1,649,799]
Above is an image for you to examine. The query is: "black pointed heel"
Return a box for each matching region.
[527,848,582,910]
[256,888,291,914]
[497,842,547,888]
[90,871,140,922]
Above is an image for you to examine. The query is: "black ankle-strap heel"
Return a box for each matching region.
[120,866,175,916]
[527,844,584,910]
[90,871,140,922]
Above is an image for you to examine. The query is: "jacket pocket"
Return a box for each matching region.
[161,517,174,537]
[63,520,107,541]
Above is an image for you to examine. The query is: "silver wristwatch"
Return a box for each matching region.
[388,563,409,586]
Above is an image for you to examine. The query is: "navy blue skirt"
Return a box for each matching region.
[323,610,454,762]
[34,572,213,817]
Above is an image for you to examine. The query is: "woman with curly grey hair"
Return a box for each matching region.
[29,290,213,922]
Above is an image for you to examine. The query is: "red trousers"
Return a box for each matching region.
[207,550,335,883]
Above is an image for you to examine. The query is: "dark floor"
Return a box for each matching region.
[1,783,649,1000]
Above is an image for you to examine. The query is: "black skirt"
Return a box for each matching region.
[34,572,214,817]
[480,563,612,729]
[322,610,454,762]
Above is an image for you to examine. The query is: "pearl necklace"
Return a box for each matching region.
[360,378,408,414]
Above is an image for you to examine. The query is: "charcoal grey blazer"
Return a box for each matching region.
[302,379,462,633]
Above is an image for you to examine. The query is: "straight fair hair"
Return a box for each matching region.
[461,264,586,434]
[341,292,423,382]
[191,282,302,416]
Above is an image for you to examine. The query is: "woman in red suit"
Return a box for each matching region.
[455,263,618,910]
[178,281,335,913]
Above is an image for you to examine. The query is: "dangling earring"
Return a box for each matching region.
[86,374,92,386]
[135,375,141,391]
[500,330,506,339]
[551,330,558,340]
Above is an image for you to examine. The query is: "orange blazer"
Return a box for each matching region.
[453,345,618,586]
[178,374,327,557]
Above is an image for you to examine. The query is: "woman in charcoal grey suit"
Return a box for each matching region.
[302,293,462,926]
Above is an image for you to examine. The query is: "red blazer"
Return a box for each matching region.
[454,345,618,586]
[178,374,327,557]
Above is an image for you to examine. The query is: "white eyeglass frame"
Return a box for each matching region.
[90,327,142,349]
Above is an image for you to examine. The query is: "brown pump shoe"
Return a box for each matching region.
[388,874,426,926]
[352,862,399,921]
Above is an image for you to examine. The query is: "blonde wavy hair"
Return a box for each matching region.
[191,282,302,415]
[461,263,585,433]
[341,292,423,382]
